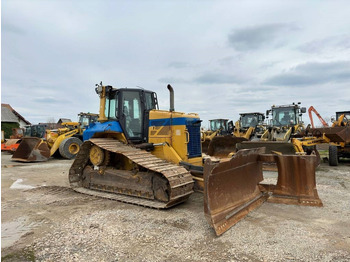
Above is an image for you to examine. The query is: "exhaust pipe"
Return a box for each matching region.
[167,84,175,112]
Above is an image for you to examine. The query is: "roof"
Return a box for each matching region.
[1,104,31,125]
[57,118,72,124]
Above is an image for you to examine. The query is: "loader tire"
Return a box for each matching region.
[59,137,82,159]
[329,145,338,166]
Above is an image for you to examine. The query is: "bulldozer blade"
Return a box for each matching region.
[204,147,269,236]
[237,141,296,155]
[12,137,50,162]
[207,135,247,157]
[260,154,323,207]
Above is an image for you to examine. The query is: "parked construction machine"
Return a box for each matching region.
[236,103,308,155]
[233,112,265,140]
[1,125,46,153]
[292,110,350,166]
[12,113,98,162]
[69,83,323,236]
[201,119,232,154]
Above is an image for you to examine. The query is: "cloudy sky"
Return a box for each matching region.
[2,0,350,127]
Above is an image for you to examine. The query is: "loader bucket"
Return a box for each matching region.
[207,135,247,157]
[260,154,323,207]
[236,141,296,155]
[12,137,50,162]
[204,147,269,236]
[310,126,350,143]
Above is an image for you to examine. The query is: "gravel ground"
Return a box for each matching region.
[1,152,350,261]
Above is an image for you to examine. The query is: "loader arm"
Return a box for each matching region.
[50,129,79,156]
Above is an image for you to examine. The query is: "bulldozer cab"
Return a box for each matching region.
[267,104,306,127]
[95,84,159,143]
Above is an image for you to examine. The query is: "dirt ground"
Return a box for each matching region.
[1,152,350,261]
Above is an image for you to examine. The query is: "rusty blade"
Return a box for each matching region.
[204,147,268,236]
[207,135,247,157]
[265,154,323,207]
[237,141,296,154]
[12,137,50,162]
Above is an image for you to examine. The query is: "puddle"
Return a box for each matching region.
[10,179,36,190]
[1,216,40,248]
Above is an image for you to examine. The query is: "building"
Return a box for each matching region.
[1,103,31,138]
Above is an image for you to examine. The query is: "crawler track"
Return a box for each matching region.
[69,138,194,209]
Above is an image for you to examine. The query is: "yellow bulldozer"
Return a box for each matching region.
[12,112,98,162]
[68,83,323,236]
[233,112,265,140]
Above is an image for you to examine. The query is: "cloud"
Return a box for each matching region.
[264,61,350,86]
[158,77,188,84]
[297,35,350,54]
[194,73,246,84]
[168,62,190,68]
[2,22,25,35]
[228,23,298,51]
[33,97,62,104]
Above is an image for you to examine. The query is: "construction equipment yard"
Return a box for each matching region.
[1,152,349,262]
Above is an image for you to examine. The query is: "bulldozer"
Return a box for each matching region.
[12,112,98,162]
[69,83,323,236]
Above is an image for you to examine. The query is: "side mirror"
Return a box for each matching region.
[301,107,306,113]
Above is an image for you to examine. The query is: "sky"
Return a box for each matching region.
[2,0,350,128]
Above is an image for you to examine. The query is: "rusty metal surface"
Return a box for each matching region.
[237,141,296,154]
[263,154,323,207]
[204,147,268,236]
[310,126,350,143]
[69,138,194,209]
[207,135,247,157]
[11,137,50,162]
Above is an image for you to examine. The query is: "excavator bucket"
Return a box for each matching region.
[204,147,269,236]
[207,135,247,157]
[237,141,296,154]
[12,137,50,162]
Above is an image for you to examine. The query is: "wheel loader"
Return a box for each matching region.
[236,103,308,155]
[201,119,232,154]
[11,113,98,162]
[205,112,265,158]
[69,83,323,236]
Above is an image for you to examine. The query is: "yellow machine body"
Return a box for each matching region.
[148,109,202,167]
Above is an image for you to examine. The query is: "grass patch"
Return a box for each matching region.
[1,248,36,262]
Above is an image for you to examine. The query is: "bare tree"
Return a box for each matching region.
[47,117,56,129]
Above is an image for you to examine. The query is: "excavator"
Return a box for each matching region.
[69,83,323,236]
[12,112,98,162]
